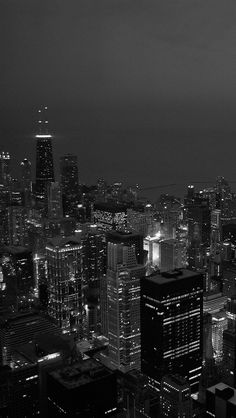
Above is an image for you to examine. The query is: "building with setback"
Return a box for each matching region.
[141,269,203,393]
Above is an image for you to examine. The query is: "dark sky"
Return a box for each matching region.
[1,0,236,196]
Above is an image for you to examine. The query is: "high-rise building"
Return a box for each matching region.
[20,158,32,193]
[46,236,83,336]
[223,296,236,387]
[211,311,228,363]
[141,269,203,392]
[160,239,187,272]
[7,206,28,246]
[0,247,34,312]
[83,225,106,336]
[35,106,54,208]
[210,209,221,256]
[60,154,79,218]
[106,231,145,372]
[0,152,11,187]
[185,196,211,270]
[47,182,63,219]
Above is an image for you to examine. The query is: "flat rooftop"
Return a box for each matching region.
[145,269,201,286]
[208,382,236,406]
[49,358,112,389]
[46,235,81,248]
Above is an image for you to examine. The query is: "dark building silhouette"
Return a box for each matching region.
[46,359,117,417]
[141,269,203,392]
[0,152,11,187]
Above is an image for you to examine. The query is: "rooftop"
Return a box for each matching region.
[145,268,201,286]
[49,358,112,389]
[46,235,81,248]
[207,382,236,406]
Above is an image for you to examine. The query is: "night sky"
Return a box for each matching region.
[1,0,236,196]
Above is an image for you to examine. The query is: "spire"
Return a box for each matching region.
[36,105,52,138]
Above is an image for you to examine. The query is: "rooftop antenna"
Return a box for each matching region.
[36,105,52,139]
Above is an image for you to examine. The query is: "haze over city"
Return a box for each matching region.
[2,0,236,190]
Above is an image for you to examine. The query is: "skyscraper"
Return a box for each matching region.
[47,182,63,219]
[60,154,79,218]
[20,158,32,193]
[106,231,145,372]
[20,158,32,207]
[0,152,11,187]
[141,269,203,392]
[35,106,54,208]
[46,236,83,336]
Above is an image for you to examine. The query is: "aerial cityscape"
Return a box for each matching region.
[0,106,236,417]
[2,1,236,417]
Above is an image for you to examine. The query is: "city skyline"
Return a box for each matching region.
[2,1,236,417]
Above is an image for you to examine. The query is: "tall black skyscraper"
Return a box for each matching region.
[60,154,79,218]
[141,269,203,393]
[35,106,54,207]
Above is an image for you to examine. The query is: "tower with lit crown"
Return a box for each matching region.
[35,106,54,208]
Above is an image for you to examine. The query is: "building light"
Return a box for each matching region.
[35,134,52,138]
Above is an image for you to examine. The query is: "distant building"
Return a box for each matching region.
[93,202,128,232]
[35,106,54,209]
[60,154,79,218]
[47,182,63,219]
[0,152,11,187]
[160,239,187,272]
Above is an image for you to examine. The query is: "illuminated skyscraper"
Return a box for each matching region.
[141,269,203,392]
[60,154,79,218]
[106,231,145,372]
[83,225,105,336]
[0,152,11,186]
[46,236,83,335]
[211,311,227,363]
[35,106,54,207]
